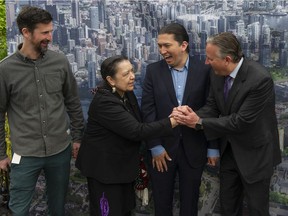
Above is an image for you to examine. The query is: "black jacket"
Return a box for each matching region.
[76,87,173,184]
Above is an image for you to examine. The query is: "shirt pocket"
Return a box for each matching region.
[44,73,62,93]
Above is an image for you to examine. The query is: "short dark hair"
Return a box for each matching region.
[100,55,129,80]
[206,32,243,63]
[16,6,53,34]
[159,23,189,53]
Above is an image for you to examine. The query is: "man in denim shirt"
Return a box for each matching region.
[0,6,84,215]
[141,23,219,216]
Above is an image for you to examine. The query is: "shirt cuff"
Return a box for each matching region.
[150,145,165,157]
[207,148,220,157]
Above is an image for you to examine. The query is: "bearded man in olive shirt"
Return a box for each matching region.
[0,6,84,215]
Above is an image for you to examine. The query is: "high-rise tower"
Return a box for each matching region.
[90,6,99,29]
[72,0,80,26]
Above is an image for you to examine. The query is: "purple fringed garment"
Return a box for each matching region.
[100,192,109,216]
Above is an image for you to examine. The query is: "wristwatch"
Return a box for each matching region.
[195,118,203,130]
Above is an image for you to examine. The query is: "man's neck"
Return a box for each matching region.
[19,43,40,60]
[226,62,238,75]
[173,53,188,70]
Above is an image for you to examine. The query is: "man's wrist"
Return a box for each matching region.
[150,145,165,157]
[195,118,203,130]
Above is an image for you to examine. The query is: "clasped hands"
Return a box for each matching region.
[152,106,218,172]
[170,105,199,128]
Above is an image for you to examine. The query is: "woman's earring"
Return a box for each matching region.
[112,86,116,93]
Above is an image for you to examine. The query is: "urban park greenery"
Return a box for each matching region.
[0,1,11,158]
[0,1,7,60]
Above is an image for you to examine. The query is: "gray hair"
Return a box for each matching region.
[206,32,243,63]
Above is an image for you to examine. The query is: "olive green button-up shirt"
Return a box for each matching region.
[0,46,84,159]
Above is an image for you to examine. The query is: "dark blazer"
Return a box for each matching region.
[198,59,282,183]
[141,56,218,168]
[76,88,173,184]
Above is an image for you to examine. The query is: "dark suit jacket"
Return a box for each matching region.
[76,88,173,184]
[198,59,282,183]
[141,56,218,168]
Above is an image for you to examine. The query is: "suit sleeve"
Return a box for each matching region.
[141,65,164,148]
[202,76,275,140]
[196,72,221,119]
[90,94,173,141]
[196,71,220,150]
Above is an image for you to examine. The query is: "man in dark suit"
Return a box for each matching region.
[141,23,219,216]
[173,32,282,216]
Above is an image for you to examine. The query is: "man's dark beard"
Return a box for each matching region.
[35,40,49,54]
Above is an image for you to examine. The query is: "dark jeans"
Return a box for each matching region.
[9,145,71,216]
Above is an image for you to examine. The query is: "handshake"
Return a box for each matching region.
[169,105,201,129]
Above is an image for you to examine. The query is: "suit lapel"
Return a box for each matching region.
[182,57,193,105]
[225,60,248,112]
[213,75,226,112]
[160,61,178,106]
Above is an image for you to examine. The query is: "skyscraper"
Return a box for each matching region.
[98,0,106,26]
[90,6,99,29]
[259,44,271,67]
[88,61,97,88]
[72,0,80,26]
[6,2,16,27]
[236,19,245,37]
[218,16,227,33]
[45,4,58,21]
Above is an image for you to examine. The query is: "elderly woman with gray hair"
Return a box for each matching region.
[76,55,178,216]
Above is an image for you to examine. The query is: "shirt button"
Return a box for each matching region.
[40,94,42,97]
[43,121,45,124]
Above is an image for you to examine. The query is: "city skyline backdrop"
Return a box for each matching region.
[4,0,288,215]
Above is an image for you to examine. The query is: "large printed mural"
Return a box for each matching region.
[2,0,288,215]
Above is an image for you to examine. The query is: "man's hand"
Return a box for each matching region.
[152,151,172,172]
[169,108,184,119]
[0,157,11,171]
[72,142,81,159]
[207,157,219,167]
[173,106,200,128]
